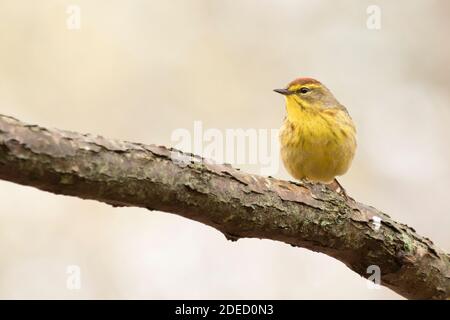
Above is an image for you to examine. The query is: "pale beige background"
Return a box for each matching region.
[0,0,449,299]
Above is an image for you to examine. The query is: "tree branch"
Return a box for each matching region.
[0,114,448,299]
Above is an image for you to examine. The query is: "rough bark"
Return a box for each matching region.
[0,114,448,299]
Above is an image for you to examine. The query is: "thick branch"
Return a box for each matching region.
[0,114,448,299]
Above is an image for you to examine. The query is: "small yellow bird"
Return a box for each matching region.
[275,77,357,194]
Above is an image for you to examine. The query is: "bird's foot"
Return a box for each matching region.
[330,179,353,201]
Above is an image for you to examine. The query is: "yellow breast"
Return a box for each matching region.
[279,109,356,183]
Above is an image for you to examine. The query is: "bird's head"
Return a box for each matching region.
[274,77,341,113]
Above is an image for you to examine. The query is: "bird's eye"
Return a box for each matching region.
[299,87,310,94]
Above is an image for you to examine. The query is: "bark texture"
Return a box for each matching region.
[0,114,448,299]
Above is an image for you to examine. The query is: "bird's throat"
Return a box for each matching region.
[285,96,312,122]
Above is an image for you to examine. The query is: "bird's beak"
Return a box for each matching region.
[273,88,292,95]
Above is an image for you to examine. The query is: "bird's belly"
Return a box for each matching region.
[280,122,356,183]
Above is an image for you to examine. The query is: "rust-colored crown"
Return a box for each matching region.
[287,77,321,87]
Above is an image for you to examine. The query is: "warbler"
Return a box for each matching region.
[275,77,356,192]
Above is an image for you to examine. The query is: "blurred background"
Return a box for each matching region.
[0,0,449,299]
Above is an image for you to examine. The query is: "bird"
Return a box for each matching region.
[274,77,357,197]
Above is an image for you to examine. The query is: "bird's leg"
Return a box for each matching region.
[330,178,353,201]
